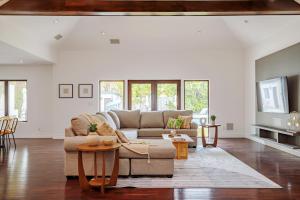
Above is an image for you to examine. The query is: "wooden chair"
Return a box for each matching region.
[5,117,18,147]
[0,118,10,149]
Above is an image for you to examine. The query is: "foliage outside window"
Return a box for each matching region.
[99,81,124,111]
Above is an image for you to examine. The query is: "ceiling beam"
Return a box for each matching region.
[0,0,300,16]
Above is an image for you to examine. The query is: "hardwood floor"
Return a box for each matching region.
[1,138,300,200]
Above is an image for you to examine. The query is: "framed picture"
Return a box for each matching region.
[78,84,93,98]
[59,84,73,98]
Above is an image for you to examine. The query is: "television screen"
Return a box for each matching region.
[257,77,289,113]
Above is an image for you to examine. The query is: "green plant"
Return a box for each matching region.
[210,115,216,121]
[89,123,98,132]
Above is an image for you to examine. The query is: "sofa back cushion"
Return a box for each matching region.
[112,110,140,129]
[96,112,117,130]
[163,110,193,127]
[140,111,164,128]
[108,111,121,129]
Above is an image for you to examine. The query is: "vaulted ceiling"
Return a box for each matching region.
[0,15,300,65]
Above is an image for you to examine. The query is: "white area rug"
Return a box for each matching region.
[117,147,281,188]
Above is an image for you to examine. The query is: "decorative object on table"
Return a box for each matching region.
[59,84,73,98]
[210,115,216,125]
[200,117,207,125]
[170,129,176,137]
[103,139,114,146]
[178,115,192,129]
[287,111,300,132]
[78,84,93,98]
[77,143,121,193]
[86,123,99,146]
[200,124,221,147]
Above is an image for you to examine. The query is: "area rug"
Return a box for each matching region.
[117,147,281,188]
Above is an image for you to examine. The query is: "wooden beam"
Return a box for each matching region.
[0,0,300,16]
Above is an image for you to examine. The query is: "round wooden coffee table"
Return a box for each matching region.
[77,143,121,193]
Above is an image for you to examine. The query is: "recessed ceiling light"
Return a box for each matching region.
[100,32,106,36]
[19,59,24,64]
[197,30,202,33]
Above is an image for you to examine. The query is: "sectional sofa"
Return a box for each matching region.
[64,110,198,177]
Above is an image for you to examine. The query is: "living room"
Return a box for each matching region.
[1,1,300,200]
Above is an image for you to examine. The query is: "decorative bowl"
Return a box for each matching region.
[103,140,114,146]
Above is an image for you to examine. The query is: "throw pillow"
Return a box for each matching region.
[115,130,129,143]
[96,122,117,136]
[178,115,193,129]
[108,111,121,129]
[71,115,90,136]
[166,118,184,129]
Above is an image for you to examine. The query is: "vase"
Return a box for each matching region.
[86,132,99,146]
[211,121,215,125]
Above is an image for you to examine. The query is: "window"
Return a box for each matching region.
[128,80,180,111]
[0,80,27,121]
[99,81,125,111]
[184,80,209,123]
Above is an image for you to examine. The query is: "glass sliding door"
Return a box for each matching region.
[130,82,152,111]
[99,81,125,111]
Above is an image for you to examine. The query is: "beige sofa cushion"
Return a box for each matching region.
[108,111,120,129]
[138,128,170,137]
[119,139,175,159]
[112,110,140,129]
[163,110,193,127]
[140,111,164,128]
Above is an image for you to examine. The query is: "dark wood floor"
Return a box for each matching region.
[1,138,300,200]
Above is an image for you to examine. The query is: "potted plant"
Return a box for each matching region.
[210,115,216,125]
[86,123,99,146]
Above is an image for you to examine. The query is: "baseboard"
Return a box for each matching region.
[247,135,300,157]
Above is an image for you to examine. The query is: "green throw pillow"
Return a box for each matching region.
[167,118,184,129]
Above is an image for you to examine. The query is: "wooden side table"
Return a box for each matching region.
[77,143,121,193]
[200,124,221,147]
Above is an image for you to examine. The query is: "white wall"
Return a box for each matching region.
[0,65,53,138]
[52,48,245,139]
[244,19,300,137]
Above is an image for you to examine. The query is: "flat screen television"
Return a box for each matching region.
[257,77,289,113]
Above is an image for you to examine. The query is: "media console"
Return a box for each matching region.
[253,124,300,149]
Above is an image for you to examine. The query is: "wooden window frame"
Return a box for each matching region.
[183,80,210,118]
[128,80,181,111]
[99,80,125,112]
[0,80,28,122]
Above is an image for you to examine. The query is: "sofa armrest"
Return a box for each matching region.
[191,122,198,129]
[65,127,75,137]
[64,136,118,152]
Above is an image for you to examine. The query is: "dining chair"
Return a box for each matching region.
[0,118,10,149]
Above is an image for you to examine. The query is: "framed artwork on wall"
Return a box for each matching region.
[78,84,93,98]
[59,84,73,98]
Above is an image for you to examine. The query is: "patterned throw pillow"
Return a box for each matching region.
[178,115,193,129]
[166,118,184,129]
